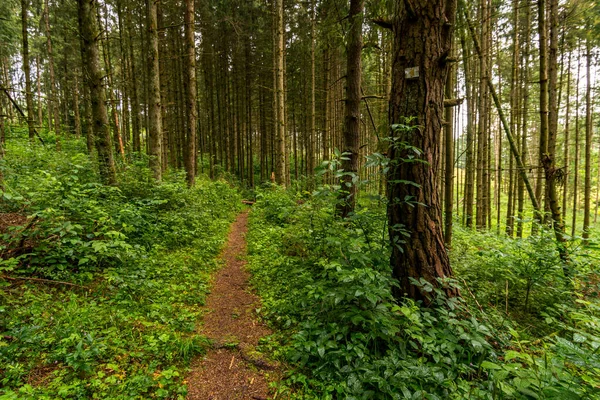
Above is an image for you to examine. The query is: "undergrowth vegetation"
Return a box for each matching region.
[0,130,241,398]
[248,187,600,399]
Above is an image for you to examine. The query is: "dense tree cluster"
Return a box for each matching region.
[0,0,599,298]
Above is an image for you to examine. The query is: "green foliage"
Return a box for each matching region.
[247,189,504,399]
[247,186,600,399]
[452,225,573,314]
[0,135,241,398]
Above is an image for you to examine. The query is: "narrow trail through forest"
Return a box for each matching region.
[186,210,279,400]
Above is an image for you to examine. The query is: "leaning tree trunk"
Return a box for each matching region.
[77,0,117,185]
[387,0,458,302]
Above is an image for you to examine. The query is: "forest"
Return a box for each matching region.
[1,0,600,398]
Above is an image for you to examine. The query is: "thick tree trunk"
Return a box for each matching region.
[77,0,117,185]
[387,0,458,302]
[337,0,363,218]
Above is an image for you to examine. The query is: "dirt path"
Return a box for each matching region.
[186,210,278,400]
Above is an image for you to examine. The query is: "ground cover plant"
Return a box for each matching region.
[0,129,241,398]
[247,185,600,399]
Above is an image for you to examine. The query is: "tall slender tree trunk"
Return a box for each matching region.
[517,0,531,238]
[308,0,316,178]
[444,45,455,245]
[43,0,61,149]
[337,0,363,218]
[562,50,572,225]
[147,0,163,181]
[583,39,592,240]
[540,0,568,261]
[460,25,475,228]
[126,12,141,153]
[36,56,43,126]
[506,0,520,236]
[273,0,286,186]
[77,0,117,185]
[21,0,35,143]
[184,0,196,187]
[572,44,581,237]
[73,75,82,139]
[476,0,491,230]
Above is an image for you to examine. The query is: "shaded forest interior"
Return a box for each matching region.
[2,0,600,398]
[1,0,599,238]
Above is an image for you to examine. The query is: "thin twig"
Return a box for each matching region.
[461,278,483,312]
[1,275,88,289]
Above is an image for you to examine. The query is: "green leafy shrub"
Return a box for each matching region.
[247,189,507,399]
[0,135,241,398]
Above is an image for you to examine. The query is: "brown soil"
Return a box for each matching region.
[186,210,279,400]
[0,213,28,233]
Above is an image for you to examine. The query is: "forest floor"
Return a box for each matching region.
[186,209,280,400]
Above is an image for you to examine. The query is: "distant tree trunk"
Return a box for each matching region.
[77,0,117,185]
[126,11,141,153]
[43,0,60,149]
[562,50,572,225]
[516,0,531,238]
[100,7,125,160]
[337,0,363,218]
[572,44,582,237]
[308,0,316,177]
[21,0,35,143]
[444,45,455,245]
[184,0,196,187]
[35,56,43,126]
[322,46,330,164]
[583,39,592,240]
[387,0,458,302]
[535,0,550,230]
[73,75,82,139]
[460,24,475,228]
[147,0,163,181]
[506,0,520,236]
[0,96,4,185]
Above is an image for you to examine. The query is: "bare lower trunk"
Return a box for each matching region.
[147,0,163,181]
[21,0,35,142]
[77,0,117,185]
[337,0,363,218]
[184,0,196,187]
